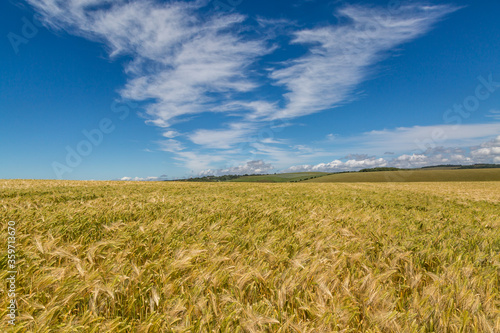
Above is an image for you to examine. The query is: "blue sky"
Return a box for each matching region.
[1,0,500,180]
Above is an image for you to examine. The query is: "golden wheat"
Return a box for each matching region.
[0,180,499,332]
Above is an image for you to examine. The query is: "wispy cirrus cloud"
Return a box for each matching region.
[266,4,459,120]
[486,109,500,120]
[26,0,462,174]
[27,0,272,128]
[179,3,459,164]
[158,139,185,153]
[357,123,500,153]
[187,122,258,149]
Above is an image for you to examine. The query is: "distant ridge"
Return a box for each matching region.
[170,164,500,182]
[304,168,500,183]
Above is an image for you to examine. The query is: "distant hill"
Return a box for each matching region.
[359,167,406,172]
[458,164,500,169]
[303,168,500,183]
[230,172,327,183]
[172,172,329,183]
[170,164,500,183]
[173,174,243,182]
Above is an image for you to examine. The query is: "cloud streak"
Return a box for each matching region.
[358,123,500,153]
[27,0,271,128]
[267,4,458,120]
[27,0,462,174]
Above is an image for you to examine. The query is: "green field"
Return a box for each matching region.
[1,180,499,332]
[230,172,328,182]
[304,168,500,183]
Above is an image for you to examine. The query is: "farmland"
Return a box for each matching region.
[174,167,500,183]
[303,168,500,183]
[1,180,499,332]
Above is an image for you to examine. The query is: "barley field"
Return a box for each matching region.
[1,180,499,332]
[303,169,500,183]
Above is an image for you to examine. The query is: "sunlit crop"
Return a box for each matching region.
[1,180,499,332]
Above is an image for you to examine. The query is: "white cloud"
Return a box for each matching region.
[249,142,331,169]
[151,135,500,178]
[158,139,185,152]
[173,150,229,173]
[350,123,500,154]
[28,1,459,126]
[471,147,500,156]
[486,110,500,120]
[119,175,168,181]
[216,101,279,120]
[391,154,428,168]
[199,160,274,176]
[260,138,287,144]
[286,157,388,173]
[267,4,458,120]
[182,3,459,159]
[326,134,337,141]
[285,135,500,173]
[27,0,271,129]
[27,1,466,175]
[188,122,257,149]
[162,130,179,138]
[344,154,372,161]
[389,149,475,168]
[470,135,500,163]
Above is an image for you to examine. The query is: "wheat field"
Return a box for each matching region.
[1,180,499,332]
[303,169,500,183]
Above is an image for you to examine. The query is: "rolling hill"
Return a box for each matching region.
[303,168,500,182]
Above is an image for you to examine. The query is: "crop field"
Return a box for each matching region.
[304,168,500,183]
[1,180,499,332]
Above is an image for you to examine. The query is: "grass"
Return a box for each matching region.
[1,180,499,332]
[304,168,500,183]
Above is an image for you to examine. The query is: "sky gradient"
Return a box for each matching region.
[2,0,500,180]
